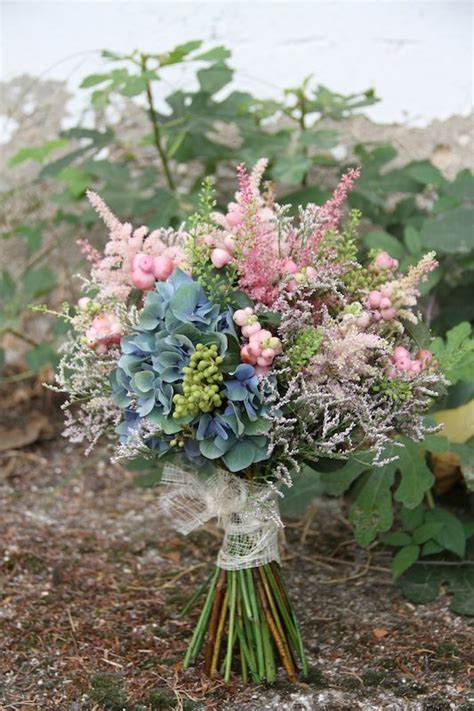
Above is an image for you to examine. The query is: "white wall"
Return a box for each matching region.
[1,0,473,126]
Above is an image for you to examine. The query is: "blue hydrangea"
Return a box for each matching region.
[111,271,272,472]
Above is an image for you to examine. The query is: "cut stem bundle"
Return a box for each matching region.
[183,562,308,684]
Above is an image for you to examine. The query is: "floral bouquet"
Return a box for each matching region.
[53,160,444,684]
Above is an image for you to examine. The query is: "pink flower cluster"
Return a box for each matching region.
[233,307,282,375]
[200,233,236,269]
[370,250,399,272]
[390,346,433,376]
[132,253,175,290]
[80,301,122,355]
[366,285,397,322]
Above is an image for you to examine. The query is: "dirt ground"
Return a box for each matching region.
[0,385,473,711]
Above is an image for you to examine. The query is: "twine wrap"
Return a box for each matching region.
[160,464,282,571]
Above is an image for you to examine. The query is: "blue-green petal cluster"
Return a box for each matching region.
[111,270,271,472]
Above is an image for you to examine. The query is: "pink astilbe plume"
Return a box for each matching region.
[85,190,186,301]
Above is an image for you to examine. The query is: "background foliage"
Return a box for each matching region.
[2,40,473,608]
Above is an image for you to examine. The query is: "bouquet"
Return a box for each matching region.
[53,160,444,684]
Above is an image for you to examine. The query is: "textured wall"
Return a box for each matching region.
[2,1,473,126]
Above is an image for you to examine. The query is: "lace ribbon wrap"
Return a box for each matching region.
[160,464,282,571]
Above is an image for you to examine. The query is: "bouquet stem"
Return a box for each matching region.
[183,562,308,683]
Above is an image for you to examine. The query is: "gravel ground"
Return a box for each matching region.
[1,397,473,711]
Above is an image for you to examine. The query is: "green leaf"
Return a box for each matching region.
[299,129,338,149]
[400,504,425,531]
[404,226,422,254]
[320,454,373,496]
[0,270,16,301]
[194,46,231,63]
[270,156,313,185]
[398,560,474,615]
[380,531,413,547]
[120,76,148,97]
[405,160,446,187]
[430,322,474,384]
[421,540,444,556]
[421,207,474,254]
[9,138,69,166]
[426,508,466,558]
[280,468,324,518]
[23,266,56,300]
[392,544,420,579]
[197,63,233,94]
[412,522,443,544]
[445,168,474,202]
[349,465,396,547]
[80,73,110,88]
[25,344,58,371]
[363,231,405,260]
[394,438,435,509]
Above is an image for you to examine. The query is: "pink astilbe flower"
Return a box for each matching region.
[76,238,101,264]
[86,191,185,301]
[385,251,438,323]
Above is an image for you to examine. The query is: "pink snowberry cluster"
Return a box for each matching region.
[370,250,399,272]
[82,308,122,354]
[132,253,175,291]
[201,233,236,269]
[233,307,282,375]
[366,285,397,322]
[390,346,433,376]
[282,260,317,292]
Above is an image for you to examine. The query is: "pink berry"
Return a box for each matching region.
[153,255,174,281]
[357,312,371,329]
[305,266,317,279]
[247,343,262,359]
[242,322,262,338]
[132,269,156,290]
[381,285,393,298]
[373,251,395,271]
[396,356,412,371]
[372,311,382,321]
[381,307,396,321]
[261,348,276,360]
[282,259,298,275]
[416,349,433,366]
[393,346,410,360]
[250,329,272,347]
[78,297,91,310]
[410,360,422,374]
[211,248,232,269]
[379,297,392,310]
[133,254,154,273]
[368,290,382,309]
[255,365,270,377]
[225,206,243,228]
[95,343,108,355]
[240,345,257,365]
[222,235,236,253]
[233,309,250,327]
[257,355,273,367]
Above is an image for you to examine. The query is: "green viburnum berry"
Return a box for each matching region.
[172,343,225,418]
[287,327,324,370]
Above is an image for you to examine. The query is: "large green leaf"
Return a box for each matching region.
[280,467,324,518]
[349,465,396,547]
[421,207,474,254]
[394,438,434,509]
[430,322,474,384]
[392,544,420,579]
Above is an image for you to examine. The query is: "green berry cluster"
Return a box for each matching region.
[373,378,412,401]
[172,343,225,418]
[287,327,323,370]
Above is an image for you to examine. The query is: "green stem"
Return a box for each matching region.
[140,54,176,192]
[224,571,237,683]
[426,489,435,509]
[183,567,219,667]
[178,570,214,618]
[245,568,265,679]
